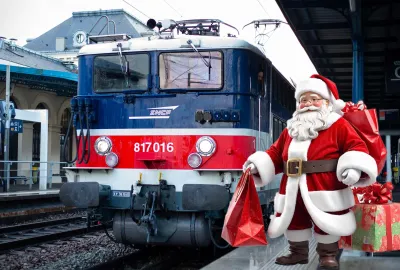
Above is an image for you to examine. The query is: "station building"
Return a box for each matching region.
[0,9,149,185]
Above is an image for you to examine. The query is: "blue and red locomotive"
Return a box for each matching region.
[59,18,295,248]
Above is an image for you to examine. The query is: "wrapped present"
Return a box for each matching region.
[339,183,400,252]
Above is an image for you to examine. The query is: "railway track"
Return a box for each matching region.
[0,216,102,252]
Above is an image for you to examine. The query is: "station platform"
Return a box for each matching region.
[202,236,400,270]
[203,186,400,270]
[0,183,67,223]
[0,183,62,200]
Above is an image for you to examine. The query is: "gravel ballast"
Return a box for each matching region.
[0,232,137,270]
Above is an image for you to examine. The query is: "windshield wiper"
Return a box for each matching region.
[117,42,130,87]
[186,40,211,68]
[186,40,212,80]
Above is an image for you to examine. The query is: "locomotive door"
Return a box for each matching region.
[255,59,270,151]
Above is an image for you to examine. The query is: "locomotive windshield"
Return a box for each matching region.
[159,51,223,90]
[93,53,149,92]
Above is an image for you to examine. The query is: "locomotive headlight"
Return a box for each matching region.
[95,137,112,156]
[196,136,216,156]
[105,152,119,167]
[187,153,202,168]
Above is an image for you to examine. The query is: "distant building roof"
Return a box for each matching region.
[24,9,150,53]
[0,39,74,72]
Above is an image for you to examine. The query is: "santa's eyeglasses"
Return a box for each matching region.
[299,98,324,104]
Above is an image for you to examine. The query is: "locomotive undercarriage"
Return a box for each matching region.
[60,181,275,248]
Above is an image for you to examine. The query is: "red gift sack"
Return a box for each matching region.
[221,168,268,247]
[342,101,387,174]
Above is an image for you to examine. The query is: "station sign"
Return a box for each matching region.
[10,119,23,133]
[0,119,23,133]
[379,109,399,121]
[385,52,400,94]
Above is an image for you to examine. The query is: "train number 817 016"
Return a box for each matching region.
[134,142,174,153]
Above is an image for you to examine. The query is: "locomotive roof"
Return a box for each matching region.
[78,35,268,59]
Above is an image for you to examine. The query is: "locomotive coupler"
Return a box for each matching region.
[139,191,158,243]
[86,208,102,229]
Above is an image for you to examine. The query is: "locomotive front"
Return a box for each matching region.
[59,21,272,248]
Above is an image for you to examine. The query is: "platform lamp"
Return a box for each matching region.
[349,0,356,12]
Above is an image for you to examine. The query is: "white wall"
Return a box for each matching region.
[0,82,72,183]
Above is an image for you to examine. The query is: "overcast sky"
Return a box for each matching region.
[0,0,317,84]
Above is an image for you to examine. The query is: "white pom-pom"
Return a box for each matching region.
[333,99,346,111]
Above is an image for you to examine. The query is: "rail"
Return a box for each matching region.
[0,161,73,192]
[0,216,102,253]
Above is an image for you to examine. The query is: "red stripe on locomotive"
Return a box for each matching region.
[77,135,256,169]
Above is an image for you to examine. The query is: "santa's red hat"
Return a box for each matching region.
[295,74,346,113]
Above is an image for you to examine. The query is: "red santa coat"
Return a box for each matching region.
[247,112,378,238]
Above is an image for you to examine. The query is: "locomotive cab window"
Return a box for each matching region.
[93,54,150,92]
[159,51,223,90]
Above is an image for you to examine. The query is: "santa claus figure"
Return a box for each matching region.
[243,74,377,269]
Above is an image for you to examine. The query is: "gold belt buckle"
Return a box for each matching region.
[286,158,303,177]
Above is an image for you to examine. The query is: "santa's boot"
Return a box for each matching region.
[275,240,309,265]
[316,241,339,269]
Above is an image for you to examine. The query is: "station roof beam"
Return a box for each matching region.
[276,0,400,110]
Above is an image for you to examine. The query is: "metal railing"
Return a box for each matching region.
[0,161,74,192]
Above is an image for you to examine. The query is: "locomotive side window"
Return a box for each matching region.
[159,51,223,90]
[258,62,266,97]
[93,54,150,92]
[272,115,287,142]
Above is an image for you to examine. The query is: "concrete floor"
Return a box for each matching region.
[202,236,400,270]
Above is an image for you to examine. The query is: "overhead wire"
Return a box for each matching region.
[163,0,184,18]
[122,0,151,19]
[256,0,270,18]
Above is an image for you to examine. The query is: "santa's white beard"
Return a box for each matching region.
[287,105,332,141]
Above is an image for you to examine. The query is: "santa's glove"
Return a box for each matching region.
[341,168,361,186]
[242,161,258,174]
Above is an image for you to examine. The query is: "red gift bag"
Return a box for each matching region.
[342,101,387,174]
[221,168,268,247]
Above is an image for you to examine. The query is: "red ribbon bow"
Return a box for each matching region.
[342,100,367,113]
[354,183,394,204]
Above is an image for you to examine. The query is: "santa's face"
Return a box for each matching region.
[287,91,332,141]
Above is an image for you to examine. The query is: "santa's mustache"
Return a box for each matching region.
[296,105,321,113]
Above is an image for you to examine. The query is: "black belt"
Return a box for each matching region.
[283,158,338,177]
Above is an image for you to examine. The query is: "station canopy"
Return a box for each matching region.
[276,0,400,110]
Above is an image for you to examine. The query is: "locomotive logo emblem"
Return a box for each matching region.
[129,106,179,120]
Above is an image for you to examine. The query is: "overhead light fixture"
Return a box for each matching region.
[349,0,356,12]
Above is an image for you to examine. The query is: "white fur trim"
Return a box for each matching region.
[274,193,285,213]
[299,176,357,236]
[332,99,346,111]
[287,138,311,160]
[309,188,355,212]
[295,78,330,100]
[285,229,312,242]
[267,138,311,238]
[295,78,345,112]
[336,151,378,187]
[273,188,355,216]
[314,233,340,244]
[246,151,275,187]
[267,178,299,238]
